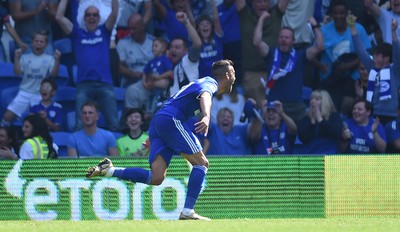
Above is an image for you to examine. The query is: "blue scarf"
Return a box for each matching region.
[265,48,296,96]
[366,68,391,102]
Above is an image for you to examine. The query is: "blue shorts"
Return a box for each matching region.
[148,114,202,167]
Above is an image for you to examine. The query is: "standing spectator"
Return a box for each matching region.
[0,126,19,160]
[0,0,27,62]
[235,0,289,108]
[56,0,119,131]
[296,89,343,154]
[9,0,58,54]
[117,108,149,156]
[1,31,60,127]
[350,14,400,125]
[86,60,237,220]
[318,0,371,114]
[167,11,202,96]
[117,13,154,87]
[364,0,400,44]
[253,14,324,122]
[210,86,246,126]
[340,99,387,153]
[207,107,252,155]
[30,78,63,132]
[248,99,297,155]
[197,0,223,78]
[153,0,196,42]
[19,114,58,159]
[218,0,242,86]
[115,0,153,40]
[67,101,118,158]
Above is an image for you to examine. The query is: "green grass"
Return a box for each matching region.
[1,218,399,232]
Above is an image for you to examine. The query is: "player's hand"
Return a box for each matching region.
[371,117,380,135]
[54,49,61,60]
[194,116,210,136]
[176,12,188,24]
[392,18,398,32]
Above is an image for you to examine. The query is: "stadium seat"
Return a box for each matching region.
[51,131,72,157]
[53,38,72,54]
[0,62,22,95]
[56,64,70,87]
[53,86,76,131]
[0,86,25,126]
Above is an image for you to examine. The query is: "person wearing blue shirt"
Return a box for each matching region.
[207,107,251,155]
[248,99,297,155]
[30,78,63,132]
[56,0,119,131]
[341,99,386,154]
[67,101,118,158]
[86,59,236,220]
[384,117,400,153]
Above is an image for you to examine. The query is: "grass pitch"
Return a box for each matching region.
[0,218,399,232]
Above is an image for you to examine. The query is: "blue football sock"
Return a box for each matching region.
[184,165,207,210]
[113,167,152,184]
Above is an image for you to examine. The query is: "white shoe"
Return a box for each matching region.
[179,212,211,220]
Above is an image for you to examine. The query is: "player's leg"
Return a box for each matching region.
[179,151,210,220]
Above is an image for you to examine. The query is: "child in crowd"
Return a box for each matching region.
[0,126,19,160]
[30,78,63,132]
[143,37,173,110]
[117,108,149,156]
[1,31,61,126]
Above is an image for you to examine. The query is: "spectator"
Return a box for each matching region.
[153,0,196,42]
[115,0,153,40]
[9,0,58,54]
[197,0,223,78]
[281,0,315,46]
[210,85,246,125]
[340,99,387,153]
[354,62,369,102]
[117,108,149,156]
[350,15,400,125]
[1,31,60,127]
[117,13,154,87]
[248,99,297,155]
[56,0,119,131]
[0,126,19,160]
[253,15,324,122]
[364,0,400,44]
[167,11,202,96]
[207,107,252,155]
[217,0,243,86]
[318,0,371,115]
[235,0,289,108]
[0,1,27,62]
[142,37,174,107]
[384,111,400,153]
[19,114,58,159]
[30,78,63,132]
[67,101,118,158]
[296,89,343,154]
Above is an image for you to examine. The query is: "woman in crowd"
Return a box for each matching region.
[19,114,58,159]
[0,126,19,159]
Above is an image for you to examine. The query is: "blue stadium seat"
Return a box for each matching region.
[53,86,76,131]
[53,38,72,54]
[0,86,25,126]
[0,62,22,95]
[56,64,70,87]
[51,131,72,157]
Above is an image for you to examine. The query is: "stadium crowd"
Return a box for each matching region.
[1,0,400,159]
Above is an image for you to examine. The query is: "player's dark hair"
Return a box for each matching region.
[327,0,348,15]
[23,114,57,159]
[211,59,233,80]
[373,42,393,63]
[81,101,100,112]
